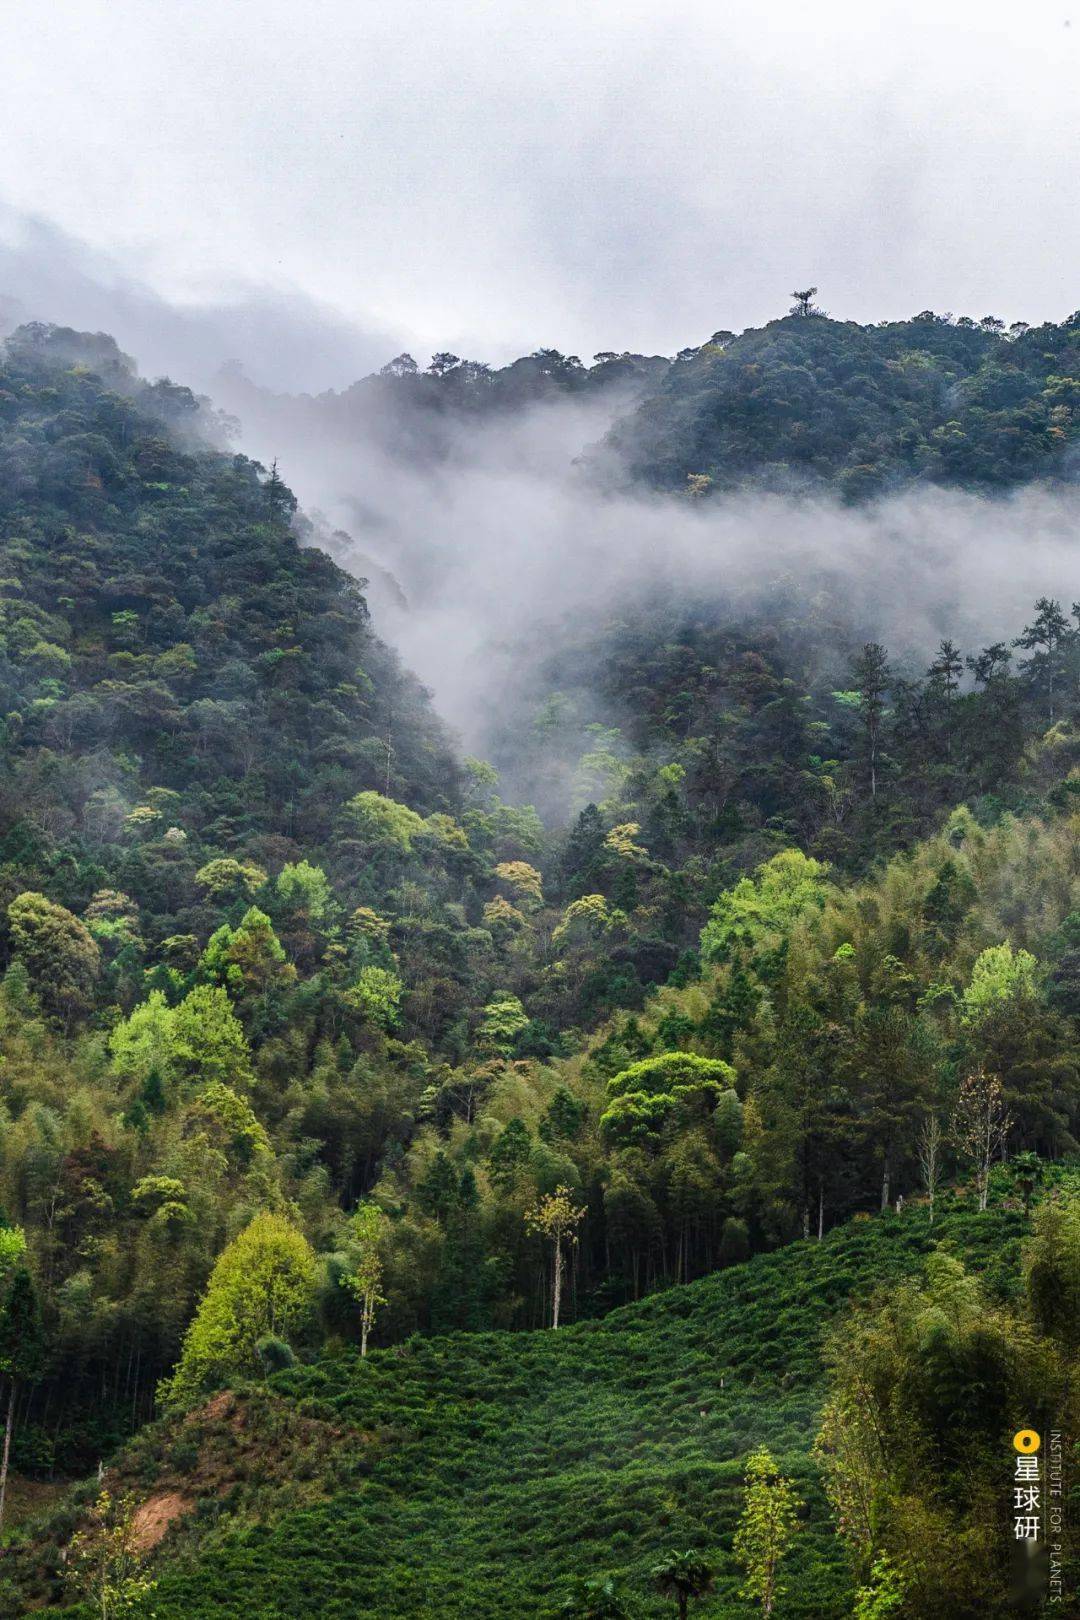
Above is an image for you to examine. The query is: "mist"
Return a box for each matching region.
[5,1,1080,360]
[211,357,1080,777]
[0,205,401,394]
[3,213,1079,800]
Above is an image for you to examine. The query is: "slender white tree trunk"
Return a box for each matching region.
[0,1377,14,1532]
[552,1241,563,1330]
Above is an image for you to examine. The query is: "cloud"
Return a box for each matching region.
[3,1,1080,360]
[0,206,398,393]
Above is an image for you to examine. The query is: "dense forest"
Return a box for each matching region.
[0,314,1078,1617]
[601,296,1080,496]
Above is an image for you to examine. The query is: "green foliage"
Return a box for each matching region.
[701,850,831,965]
[274,860,335,925]
[558,1572,637,1618]
[852,1557,907,1620]
[604,309,1080,496]
[477,993,530,1053]
[960,942,1039,1024]
[346,965,404,1029]
[601,1053,737,1146]
[66,1489,157,1618]
[5,317,1080,1615]
[159,1212,316,1409]
[342,790,427,852]
[1023,1186,1080,1355]
[7,891,99,1023]
[194,858,267,901]
[52,1197,1047,1619]
[171,985,255,1091]
[649,1549,715,1616]
[815,1245,1072,1616]
[733,1447,802,1614]
[341,1201,388,1356]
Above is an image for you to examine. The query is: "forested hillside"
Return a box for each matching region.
[0,319,1078,1617]
[9,1189,1075,1619]
[599,300,1080,497]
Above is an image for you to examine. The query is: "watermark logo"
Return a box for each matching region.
[1012,1430,1042,1546]
[1010,1426,1067,1608]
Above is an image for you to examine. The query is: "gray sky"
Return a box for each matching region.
[3,0,1080,385]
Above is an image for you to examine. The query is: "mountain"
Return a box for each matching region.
[598,307,1080,497]
[1,317,1079,1619]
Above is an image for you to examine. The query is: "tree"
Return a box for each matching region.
[850,643,890,800]
[494,860,544,907]
[701,849,831,964]
[525,1185,586,1329]
[346,965,403,1030]
[341,790,426,853]
[926,639,963,760]
[817,1251,1050,1614]
[274,860,335,922]
[67,1489,157,1619]
[601,1052,737,1148]
[274,860,336,966]
[194,857,267,902]
[789,287,820,317]
[853,1556,908,1619]
[961,942,1038,1025]
[733,1446,802,1615]
[477,992,529,1054]
[7,891,100,1025]
[343,1202,387,1357]
[649,1550,715,1619]
[171,984,255,1091]
[264,457,295,522]
[951,1069,1011,1210]
[487,1117,532,1192]
[200,907,293,1000]
[1023,1186,1080,1356]
[916,1114,944,1224]
[380,352,418,377]
[0,1228,44,1531]
[1014,596,1071,721]
[159,1212,316,1407]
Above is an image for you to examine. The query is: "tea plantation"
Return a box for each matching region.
[28,1194,1037,1619]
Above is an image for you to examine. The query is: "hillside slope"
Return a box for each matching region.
[599,308,1080,497]
[9,1193,1046,1619]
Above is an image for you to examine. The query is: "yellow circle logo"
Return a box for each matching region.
[1014,1429,1041,1453]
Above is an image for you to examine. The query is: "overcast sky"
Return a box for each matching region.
[3,0,1080,386]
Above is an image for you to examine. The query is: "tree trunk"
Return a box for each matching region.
[817,1187,824,1241]
[552,1241,563,1330]
[0,1376,15,1532]
[881,1157,890,1213]
[678,1594,688,1620]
